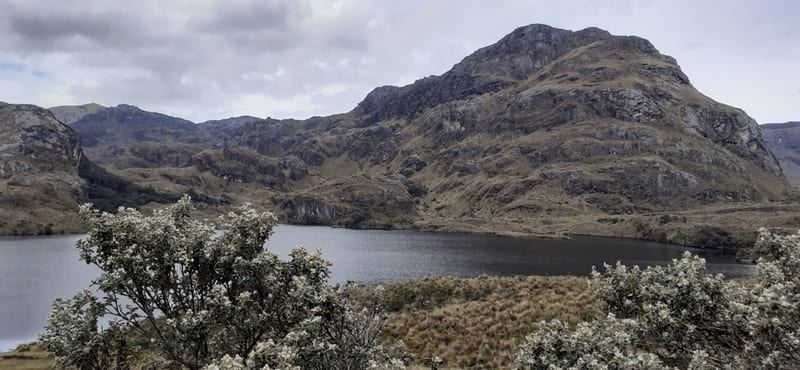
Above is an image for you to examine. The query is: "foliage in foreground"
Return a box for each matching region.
[516,228,800,369]
[39,196,402,370]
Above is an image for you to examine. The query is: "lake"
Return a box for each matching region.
[0,225,755,351]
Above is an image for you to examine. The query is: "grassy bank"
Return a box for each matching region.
[374,275,595,369]
[0,343,53,370]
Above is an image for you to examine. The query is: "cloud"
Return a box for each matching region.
[0,0,796,123]
[190,1,304,33]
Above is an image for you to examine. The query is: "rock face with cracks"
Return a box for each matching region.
[761,121,800,186]
[0,102,88,234]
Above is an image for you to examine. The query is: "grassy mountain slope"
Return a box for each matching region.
[27,25,798,247]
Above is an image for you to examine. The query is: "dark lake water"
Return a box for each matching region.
[0,225,755,351]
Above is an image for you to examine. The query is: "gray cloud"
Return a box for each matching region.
[0,0,797,123]
[190,1,303,33]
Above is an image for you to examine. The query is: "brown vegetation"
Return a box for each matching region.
[0,343,54,370]
[375,275,596,369]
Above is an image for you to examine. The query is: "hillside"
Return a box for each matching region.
[16,24,799,246]
[761,122,800,186]
[0,102,177,234]
[0,102,86,234]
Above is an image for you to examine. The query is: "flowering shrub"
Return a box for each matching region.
[515,314,668,369]
[516,228,800,369]
[39,196,400,369]
[37,290,132,369]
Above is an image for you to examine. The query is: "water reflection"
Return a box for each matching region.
[267,226,754,283]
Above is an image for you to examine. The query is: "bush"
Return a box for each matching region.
[39,196,401,370]
[516,228,800,369]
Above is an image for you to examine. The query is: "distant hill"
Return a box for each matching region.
[48,103,106,125]
[71,104,207,167]
[6,24,796,247]
[761,121,800,186]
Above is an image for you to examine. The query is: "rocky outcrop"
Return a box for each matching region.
[0,102,83,177]
[284,196,343,225]
[197,115,262,131]
[681,105,781,175]
[127,143,199,168]
[761,121,800,185]
[48,103,106,125]
[190,147,287,190]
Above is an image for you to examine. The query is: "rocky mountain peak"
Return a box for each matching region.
[354,85,401,115]
[452,24,668,80]
[115,103,140,110]
[354,24,687,123]
[343,24,786,219]
[0,102,83,175]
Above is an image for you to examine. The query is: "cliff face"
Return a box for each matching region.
[1,103,84,172]
[761,122,800,185]
[41,24,790,245]
[0,102,86,233]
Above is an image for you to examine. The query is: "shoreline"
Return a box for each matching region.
[5,200,800,250]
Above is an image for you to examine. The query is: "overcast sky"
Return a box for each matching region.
[0,0,797,124]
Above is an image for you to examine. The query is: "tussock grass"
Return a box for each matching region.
[375,275,597,369]
[0,343,55,370]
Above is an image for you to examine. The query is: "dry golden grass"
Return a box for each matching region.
[0,343,55,370]
[375,275,597,369]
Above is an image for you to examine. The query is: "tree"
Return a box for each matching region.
[516,228,800,369]
[39,196,401,369]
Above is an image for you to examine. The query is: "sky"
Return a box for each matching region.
[0,0,797,124]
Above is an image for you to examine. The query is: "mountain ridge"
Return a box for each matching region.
[5,24,797,248]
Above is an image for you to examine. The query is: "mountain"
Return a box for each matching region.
[17,24,796,247]
[761,122,800,186]
[0,102,85,234]
[48,103,106,125]
[0,102,177,234]
[71,104,211,167]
